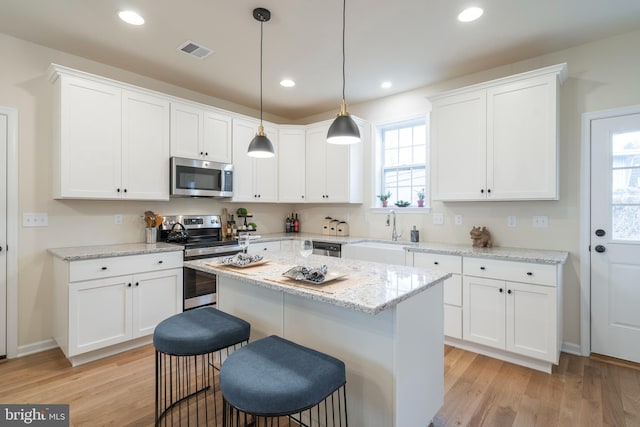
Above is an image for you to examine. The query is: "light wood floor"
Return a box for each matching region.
[1,344,639,426]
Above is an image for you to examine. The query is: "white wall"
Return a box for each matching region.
[2,26,640,351]
[295,28,640,347]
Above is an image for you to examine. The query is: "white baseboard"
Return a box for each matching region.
[16,338,58,358]
[561,341,583,356]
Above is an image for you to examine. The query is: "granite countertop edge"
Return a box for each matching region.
[48,242,184,261]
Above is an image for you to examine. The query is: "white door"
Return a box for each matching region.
[462,276,505,349]
[591,113,640,363]
[0,113,7,357]
[132,269,182,338]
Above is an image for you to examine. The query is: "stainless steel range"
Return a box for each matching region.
[159,214,242,310]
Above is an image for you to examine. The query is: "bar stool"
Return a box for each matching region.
[153,307,250,426]
[219,335,347,426]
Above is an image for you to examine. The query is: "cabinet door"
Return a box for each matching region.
[278,127,306,202]
[431,90,487,201]
[305,124,329,202]
[60,76,122,199]
[203,110,232,163]
[487,74,558,200]
[254,123,278,202]
[132,269,183,338]
[231,118,258,202]
[170,102,203,159]
[325,142,350,202]
[68,276,132,356]
[463,276,505,349]
[122,90,170,200]
[506,281,557,362]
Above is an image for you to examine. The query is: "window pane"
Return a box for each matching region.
[612,169,640,203]
[385,148,398,167]
[612,205,640,241]
[399,128,413,147]
[413,145,426,163]
[385,129,398,149]
[398,147,413,165]
[414,125,426,145]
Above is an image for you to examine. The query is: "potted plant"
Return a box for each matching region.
[377,192,391,207]
[416,188,425,207]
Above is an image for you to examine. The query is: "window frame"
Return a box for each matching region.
[373,114,430,211]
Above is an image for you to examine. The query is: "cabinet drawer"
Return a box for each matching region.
[413,252,462,274]
[69,251,183,282]
[463,257,557,286]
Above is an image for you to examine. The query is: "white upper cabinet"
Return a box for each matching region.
[305,120,364,203]
[430,63,567,201]
[122,90,171,200]
[232,118,278,202]
[278,126,306,203]
[170,101,232,163]
[50,65,170,200]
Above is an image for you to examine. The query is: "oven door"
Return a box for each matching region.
[183,267,217,310]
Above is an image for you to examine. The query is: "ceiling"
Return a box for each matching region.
[2,0,640,120]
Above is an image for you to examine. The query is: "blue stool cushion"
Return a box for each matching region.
[153,307,250,356]
[220,335,346,415]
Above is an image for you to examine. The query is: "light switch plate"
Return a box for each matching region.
[115,214,123,225]
[532,215,549,228]
[454,214,463,225]
[433,213,444,225]
[23,213,48,227]
[508,216,517,227]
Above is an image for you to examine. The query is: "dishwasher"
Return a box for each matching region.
[312,241,342,257]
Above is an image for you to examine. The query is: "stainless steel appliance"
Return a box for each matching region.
[160,214,242,310]
[312,241,342,257]
[170,157,233,198]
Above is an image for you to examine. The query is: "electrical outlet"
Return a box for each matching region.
[454,215,463,225]
[507,216,517,227]
[115,214,123,225]
[23,213,48,227]
[433,213,444,225]
[532,215,549,228]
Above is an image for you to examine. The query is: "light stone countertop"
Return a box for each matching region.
[48,242,184,261]
[185,251,451,315]
[255,233,569,265]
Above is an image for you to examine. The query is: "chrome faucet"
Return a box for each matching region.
[387,210,402,241]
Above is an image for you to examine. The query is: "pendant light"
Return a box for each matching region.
[327,0,360,145]
[247,7,275,158]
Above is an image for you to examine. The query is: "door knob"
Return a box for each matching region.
[595,245,606,253]
[595,229,606,237]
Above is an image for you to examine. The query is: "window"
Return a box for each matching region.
[378,118,427,206]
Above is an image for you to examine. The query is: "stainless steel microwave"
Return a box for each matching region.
[170,157,233,198]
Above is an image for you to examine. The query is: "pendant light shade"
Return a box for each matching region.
[327,0,360,145]
[248,8,275,158]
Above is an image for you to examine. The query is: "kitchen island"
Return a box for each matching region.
[186,251,450,427]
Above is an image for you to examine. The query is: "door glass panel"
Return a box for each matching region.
[611,131,640,241]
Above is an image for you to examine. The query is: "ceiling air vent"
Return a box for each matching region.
[177,40,214,59]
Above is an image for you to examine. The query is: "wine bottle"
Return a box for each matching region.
[294,213,299,233]
[285,214,290,233]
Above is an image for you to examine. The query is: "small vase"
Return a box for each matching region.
[417,200,424,207]
[381,200,388,207]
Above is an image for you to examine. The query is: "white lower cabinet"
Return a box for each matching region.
[412,252,463,339]
[247,240,281,254]
[54,251,183,365]
[462,257,560,365]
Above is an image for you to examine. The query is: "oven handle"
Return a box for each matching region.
[184,245,243,259]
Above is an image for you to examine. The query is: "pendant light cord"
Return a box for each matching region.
[260,20,264,124]
[341,0,346,103]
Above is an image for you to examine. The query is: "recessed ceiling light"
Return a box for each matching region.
[280,79,295,87]
[458,7,483,22]
[381,81,392,89]
[118,10,145,26]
